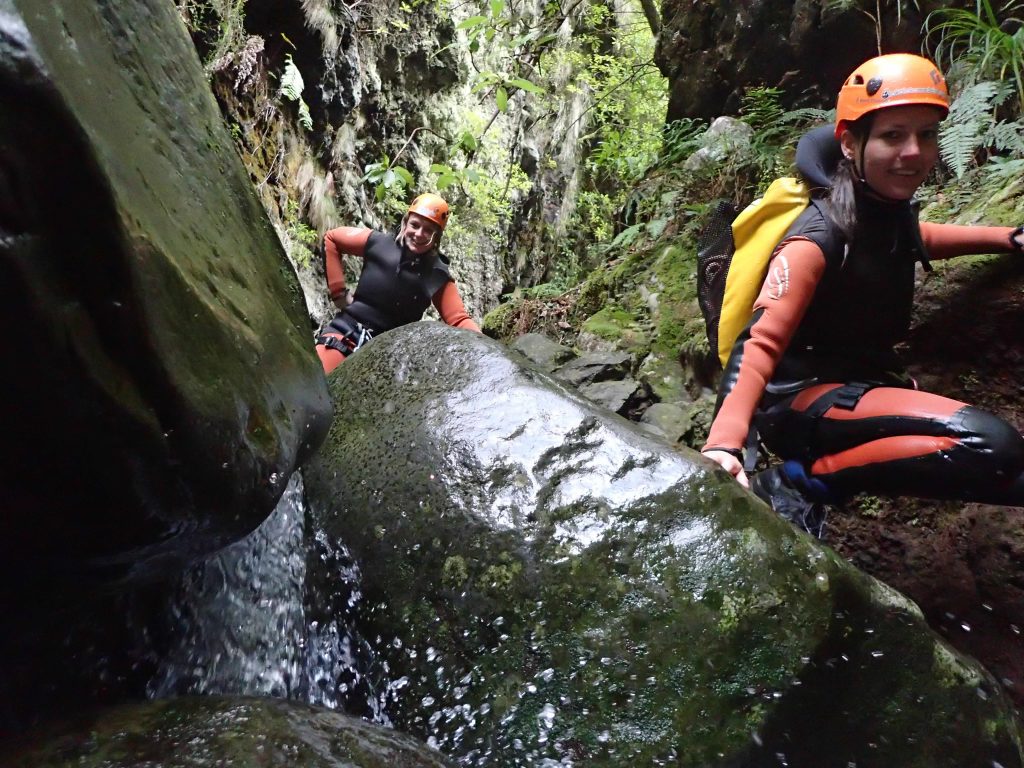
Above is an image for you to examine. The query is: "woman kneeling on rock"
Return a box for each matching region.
[315,192,481,374]
[700,54,1024,536]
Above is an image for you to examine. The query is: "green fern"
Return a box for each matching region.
[939,80,1000,177]
[656,118,707,167]
[984,155,1024,186]
[988,119,1024,154]
[739,87,832,182]
[926,0,1024,107]
[280,54,313,131]
[740,88,831,138]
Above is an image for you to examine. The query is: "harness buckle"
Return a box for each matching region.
[316,321,375,359]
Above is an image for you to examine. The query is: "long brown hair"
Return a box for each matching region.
[827,113,873,242]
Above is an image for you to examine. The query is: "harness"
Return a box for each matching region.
[801,380,878,418]
[316,316,374,359]
[749,379,898,474]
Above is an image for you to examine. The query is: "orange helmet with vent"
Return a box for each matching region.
[407,193,450,231]
[835,54,949,139]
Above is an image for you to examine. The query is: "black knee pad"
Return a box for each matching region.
[956,406,1024,482]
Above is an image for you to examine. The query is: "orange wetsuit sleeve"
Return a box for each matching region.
[324,227,372,302]
[433,281,481,332]
[919,222,1016,260]
[702,238,827,454]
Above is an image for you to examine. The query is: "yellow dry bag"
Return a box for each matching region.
[697,178,810,368]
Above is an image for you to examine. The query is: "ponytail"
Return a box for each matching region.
[826,113,873,243]
[827,159,859,242]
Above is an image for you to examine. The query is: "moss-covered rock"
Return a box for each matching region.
[1,0,331,575]
[0,696,453,767]
[303,322,1024,767]
[580,305,650,355]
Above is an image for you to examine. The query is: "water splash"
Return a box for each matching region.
[145,472,384,720]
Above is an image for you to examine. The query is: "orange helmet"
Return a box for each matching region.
[407,193,449,230]
[835,54,949,139]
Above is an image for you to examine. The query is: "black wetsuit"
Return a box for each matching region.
[704,126,1024,504]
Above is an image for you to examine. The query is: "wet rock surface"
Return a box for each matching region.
[0,0,331,576]
[303,322,1024,767]
[0,696,454,768]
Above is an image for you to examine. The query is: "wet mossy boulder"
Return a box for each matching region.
[1,696,453,767]
[303,322,1024,767]
[0,0,331,577]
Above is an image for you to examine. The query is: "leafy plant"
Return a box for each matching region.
[739,87,831,182]
[279,54,313,131]
[938,80,1024,176]
[453,0,550,115]
[925,0,1024,108]
[984,155,1024,187]
[656,118,707,167]
[362,154,415,201]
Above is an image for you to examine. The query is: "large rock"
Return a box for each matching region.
[303,323,1024,767]
[0,0,331,578]
[0,696,453,767]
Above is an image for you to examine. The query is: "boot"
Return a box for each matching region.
[750,464,827,538]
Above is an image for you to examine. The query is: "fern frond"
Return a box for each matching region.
[983,156,1024,186]
[987,120,1024,154]
[280,54,305,103]
[939,120,982,178]
[947,80,999,122]
[778,107,833,125]
[279,54,313,131]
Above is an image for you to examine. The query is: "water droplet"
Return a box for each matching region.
[870,650,884,658]
[961,622,972,633]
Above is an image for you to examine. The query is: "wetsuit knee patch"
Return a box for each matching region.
[958,406,1024,480]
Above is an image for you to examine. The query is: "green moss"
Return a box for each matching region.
[442,555,469,588]
[479,554,523,595]
[482,300,519,339]
[580,305,649,353]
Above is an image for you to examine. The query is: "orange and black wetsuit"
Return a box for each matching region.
[316,227,480,373]
[703,126,1024,504]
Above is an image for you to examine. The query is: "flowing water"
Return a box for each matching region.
[146,472,386,721]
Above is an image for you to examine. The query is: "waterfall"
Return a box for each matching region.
[146,472,386,722]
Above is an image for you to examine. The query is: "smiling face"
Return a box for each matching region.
[403,212,441,255]
[841,105,943,200]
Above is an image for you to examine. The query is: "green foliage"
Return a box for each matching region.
[452,0,550,114]
[283,200,319,269]
[279,54,313,131]
[985,155,1024,186]
[656,119,708,167]
[938,80,1024,177]
[362,154,414,202]
[739,87,832,182]
[556,4,668,187]
[926,0,1024,107]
